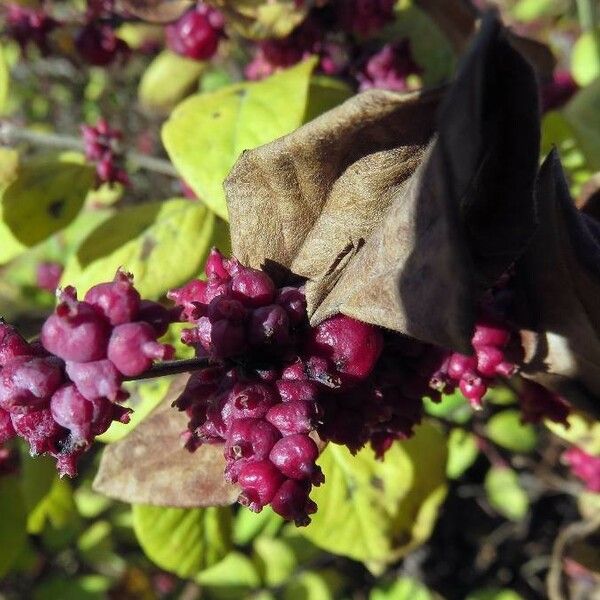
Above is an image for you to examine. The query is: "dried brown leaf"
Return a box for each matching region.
[93,375,239,507]
[226,16,540,352]
[118,0,193,23]
[515,152,600,419]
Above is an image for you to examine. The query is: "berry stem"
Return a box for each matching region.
[0,121,179,177]
[122,357,211,382]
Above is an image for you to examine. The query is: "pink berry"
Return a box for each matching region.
[36,261,63,293]
[472,320,511,348]
[166,5,223,61]
[65,359,121,401]
[107,322,174,377]
[225,418,280,462]
[459,372,487,408]
[84,269,141,325]
[41,292,110,363]
[270,479,317,526]
[205,248,231,280]
[276,287,307,325]
[475,345,504,378]
[75,23,128,66]
[137,300,172,337]
[447,353,477,381]
[11,408,63,455]
[248,305,290,347]
[269,434,322,483]
[0,322,34,367]
[50,385,94,442]
[228,382,278,420]
[266,401,319,436]
[275,380,318,403]
[0,408,16,443]
[229,267,276,308]
[237,460,284,512]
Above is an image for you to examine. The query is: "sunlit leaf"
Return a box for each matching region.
[446,428,479,479]
[139,50,204,114]
[571,30,600,87]
[486,410,538,453]
[0,43,9,114]
[196,552,262,599]
[484,467,528,522]
[133,504,232,578]
[162,59,317,220]
[545,412,600,455]
[1,157,94,248]
[61,199,215,299]
[370,577,434,600]
[301,422,447,570]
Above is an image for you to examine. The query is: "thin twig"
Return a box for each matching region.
[0,121,179,177]
[124,357,211,382]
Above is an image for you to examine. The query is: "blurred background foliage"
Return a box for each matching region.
[0,0,599,599]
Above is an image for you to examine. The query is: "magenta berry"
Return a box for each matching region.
[75,23,128,66]
[37,261,63,293]
[276,286,307,325]
[307,314,383,384]
[271,480,317,526]
[50,385,94,442]
[228,382,278,420]
[108,322,174,377]
[248,305,290,347]
[459,372,487,408]
[84,269,141,325]
[237,460,284,512]
[0,322,34,367]
[137,300,172,337]
[65,359,121,401]
[11,409,63,456]
[475,345,504,377]
[266,401,319,436]
[41,291,110,363]
[472,320,511,348]
[229,267,276,308]
[563,447,600,492]
[225,418,281,463]
[447,353,477,380]
[166,5,223,61]
[0,409,16,444]
[269,434,322,483]
[275,379,318,403]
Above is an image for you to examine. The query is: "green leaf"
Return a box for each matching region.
[74,481,113,519]
[1,158,94,248]
[233,506,284,546]
[303,76,353,123]
[27,477,79,535]
[486,410,538,453]
[424,391,473,424]
[0,43,9,114]
[540,110,591,196]
[511,0,565,22]
[61,199,215,299]
[97,376,172,443]
[563,77,600,171]
[133,505,232,578]
[196,552,262,600]
[446,428,479,479]
[77,521,124,572]
[19,450,56,518]
[484,467,529,522]
[388,2,455,86]
[370,577,433,600]
[162,58,317,220]
[139,50,204,114]
[252,536,298,587]
[283,570,342,600]
[571,31,600,87]
[301,422,447,570]
[0,475,27,578]
[485,385,517,406]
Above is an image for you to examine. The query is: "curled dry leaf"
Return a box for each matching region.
[515,152,600,420]
[118,0,193,23]
[226,16,539,353]
[93,375,239,507]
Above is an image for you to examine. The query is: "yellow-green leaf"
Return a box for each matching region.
[133,505,232,578]
[301,422,448,570]
[370,577,434,600]
[446,428,479,479]
[571,30,600,87]
[196,551,262,599]
[486,410,538,453]
[162,58,317,220]
[546,412,600,455]
[484,467,528,522]
[304,76,353,124]
[61,199,215,299]
[1,158,94,248]
[139,50,205,115]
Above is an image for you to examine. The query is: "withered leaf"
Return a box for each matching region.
[93,375,239,507]
[226,16,540,353]
[515,151,600,420]
[118,0,193,23]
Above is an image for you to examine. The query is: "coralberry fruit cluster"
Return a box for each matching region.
[4,4,57,56]
[0,271,173,476]
[81,118,129,186]
[563,446,600,492]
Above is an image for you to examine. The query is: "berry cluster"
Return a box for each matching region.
[0,271,173,476]
[75,22,129,67]
[357,41,422,92]
[427,316,518,409]
[333,0,396,36]
[563,446,600,492]
[4,4,57,56]
[170,250,443,523]
[166,3,224,61]
[81,118,129,186]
